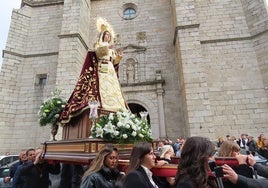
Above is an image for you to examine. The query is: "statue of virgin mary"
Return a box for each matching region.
[59,18,128,125]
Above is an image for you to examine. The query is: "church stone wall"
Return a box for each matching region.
[56,0,91,96]
[0,0,267,154]
[172,0,268,138]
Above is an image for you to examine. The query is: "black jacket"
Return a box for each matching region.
[222,164,253,188]
[235,163,268,188]
[80,167,123,188]
[19,160,60,188]
[237,175,268,188]
[122,166,169,188]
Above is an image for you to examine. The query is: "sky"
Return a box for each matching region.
[0,0,22,69]
[0,0,267,70]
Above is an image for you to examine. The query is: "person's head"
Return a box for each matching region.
[19,150,27,162]
[231,136,236,141]
[218,140,240,157]
[263,138,268,148]
[159,145,174,159]
[258,133,265,140]
[83,144,118,177]
[240,133,246,139]
[248,136,254,141]
[127,142,155,173]
[26,148,36,161]
[174,136,215,187]
[102,30,111,43]
[218,137,224,143]
[164,138,171,145]
[157,140,164,147]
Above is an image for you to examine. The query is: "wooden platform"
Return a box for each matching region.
[42,107,174,176]
[42,138,134,165]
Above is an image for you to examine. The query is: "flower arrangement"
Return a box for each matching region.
[38,89,67,127]
[91,109,153,143]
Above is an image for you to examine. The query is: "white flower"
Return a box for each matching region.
[134,119,140,124]
[95,127,103,138]
[91,109,153,142]
[103,122,115,133]
[131,124,138,131]
[54,114,59,118]
[131,131,137,137]
[108,113,114,120]
[114,131,120,136]
[117,122,123,127]
[124,124,130,129]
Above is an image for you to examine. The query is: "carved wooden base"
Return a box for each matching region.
[42,138,133,165]
[62,109,91,140]
[62,109,115,140]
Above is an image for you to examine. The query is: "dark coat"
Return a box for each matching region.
[237,175,268,188]
[222,164,253,188]
[258,148,268,160]
[253,163,268,178]
[80,167,123,188]
[10,160,23,178]
[246,140,258,152]
[122,166,169,188]
[176,181,196,188]
[235,163,268,188]
[19,160,60,188]
[12,164,26,188]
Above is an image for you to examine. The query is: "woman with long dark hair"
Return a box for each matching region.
[122,142,171,188]
[174,136,218,188]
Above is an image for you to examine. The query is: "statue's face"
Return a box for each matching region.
[103,31,111,43]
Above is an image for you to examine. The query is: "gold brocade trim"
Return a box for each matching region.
[59,52,101,124]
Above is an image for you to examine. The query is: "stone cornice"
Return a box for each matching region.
[121,79,165,87]
[2,50,58,58]
[173,24,200,45]
[58,33,89,50]
[200,29,268,44]
[22,0,64,7]
[173,23,268,45]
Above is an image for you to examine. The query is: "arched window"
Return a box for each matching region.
[128,103,150,124]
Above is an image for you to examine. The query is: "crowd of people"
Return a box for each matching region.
[3,148,60,188]
[2,133,267,188]
[216,133,268,159]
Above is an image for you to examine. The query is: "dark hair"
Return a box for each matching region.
[26,148,35,156]
[174,136,215,188]
[126,142,152,174]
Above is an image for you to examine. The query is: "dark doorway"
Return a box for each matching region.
[128,103,150,124]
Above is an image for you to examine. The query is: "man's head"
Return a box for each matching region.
[19,150,27,162]
[26,148,36,161]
